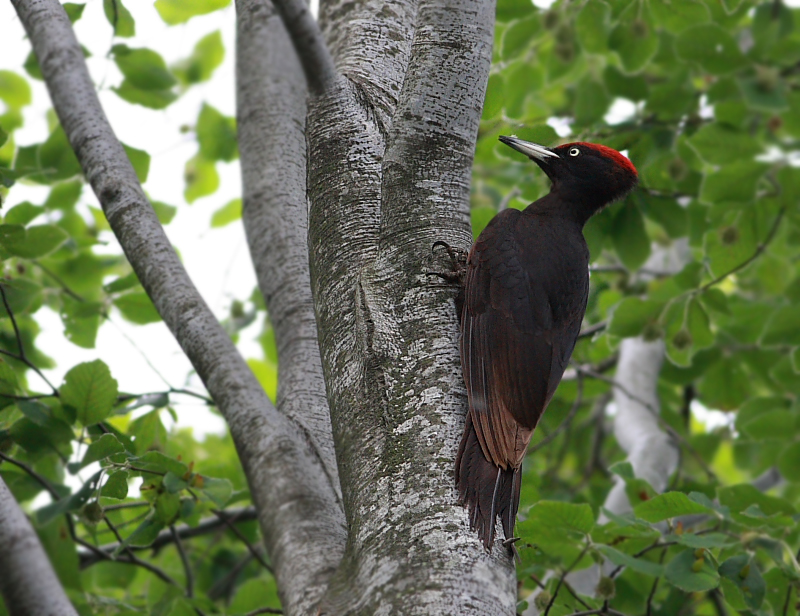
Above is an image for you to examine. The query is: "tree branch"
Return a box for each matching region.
[79,507,258,567]
[0,476,78,616]
[318,0,418,125]
[270,0,337,95]
[235,1,346,612]
[11,5,342,616]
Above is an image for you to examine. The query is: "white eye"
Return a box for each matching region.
[569,147,580,157]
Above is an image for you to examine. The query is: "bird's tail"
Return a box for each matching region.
[455,413,521,550]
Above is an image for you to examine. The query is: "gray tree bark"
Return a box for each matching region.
[11,2,343,615]
[272,0,518,610]
[0,476,78,616]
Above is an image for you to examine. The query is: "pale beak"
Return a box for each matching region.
[499,135,559,161]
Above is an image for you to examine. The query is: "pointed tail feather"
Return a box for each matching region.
[455,413,521,551]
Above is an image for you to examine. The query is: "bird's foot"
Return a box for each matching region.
[432,241,468,270]
[503,536,521,563]
[426,241,467,286]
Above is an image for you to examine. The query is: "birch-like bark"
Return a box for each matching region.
[0,476,78,616]
[236,0,344,514]
[13,2,341,613]
[296,0,515,610]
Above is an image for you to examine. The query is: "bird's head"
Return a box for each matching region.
[499,136,638,219]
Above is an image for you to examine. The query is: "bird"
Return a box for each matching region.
[455,136,638,551]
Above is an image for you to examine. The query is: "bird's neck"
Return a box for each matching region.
[524,188,606,227]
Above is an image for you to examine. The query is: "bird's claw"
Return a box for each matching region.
[503,537,521,563]
[431,241,468,268]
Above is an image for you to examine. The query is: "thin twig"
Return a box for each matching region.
[700,205,786,292]
[645,547,668,616]
[543,543,591,616]
[103,515,180,588]
[171,525,194,597]
[243,608,283,615]
[34,261,86,302]
[211,508,273,573]
[0,452,61,499]
[79,507,259,567]
[578,321,607,339]
[567,610,627,616]
[0,283,59,395]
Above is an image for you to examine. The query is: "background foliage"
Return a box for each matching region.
[0,0,799,614]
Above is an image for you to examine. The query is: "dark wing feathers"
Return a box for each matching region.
[456,208,590,548]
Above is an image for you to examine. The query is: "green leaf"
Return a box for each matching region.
[597,545,664,577]
[717,484,795,517]
[113,292,161,324]
[700,162,769,204]
[154,0,231,25]
[112,45,176,91]
[574,77,610,126]
[196,104,237,162]
[649,0,710,34]
[703,211,758,279]
[200,476,233,507]
[672,532,736,549]
[664,549,720,592]
[482,74,504,120]
[608,5,658,74]
[103,272,139,294]
[575,0,610,53]
[603,65,648,101]
[134,451,188,477]
[633,491,714,523]
[152,200,177,224]
[184,154,219,203]
[610,200,650,270]
[113,80,177,109]
[36,470,103,525]
[103,0,135,37]
[688,123,762,165]
[0,224,69,259]
[113,515,164,553]
[496,0,536,22]
[64,3,86,23]
[210,198,242,228]
[518,501,594,556]
[61,297,102,349]
[60,360,119,426]
[173,31,225,85]
[155,491,180,524]
[38,127,82,182]
[128,409,167,453]
[718,555,765,611]
[101,470,129,499]
[122,143,150,183]
[761,306,800,346]
[80,434,125,468]
[778,442,800,482]
[44,180,82,210]
[5,202,44,225]
[0,71,32,109]
[675,24,746,75]
[501,15,541,61]
[607,297,664,338]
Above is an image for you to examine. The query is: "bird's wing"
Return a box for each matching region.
[461,211,572,469]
